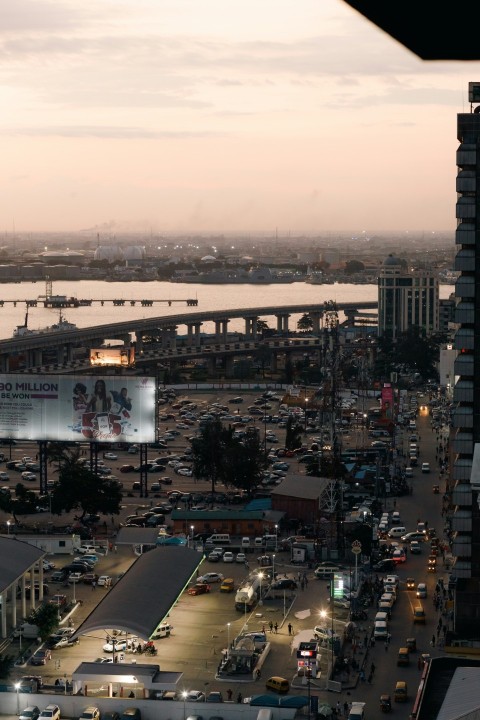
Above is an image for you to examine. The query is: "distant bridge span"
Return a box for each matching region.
[0,301,378,373]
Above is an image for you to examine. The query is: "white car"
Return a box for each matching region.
[102,637,137,653]
[236,553,247,564]
[421,462,430,473]
[222,552,234,563]
[197,572,224,584]
[416,583,428,598]
[185,691,205,702]
[97,575,112,587]
[39,706,60,720]
[313,626,340,644]
[103,452,118,460]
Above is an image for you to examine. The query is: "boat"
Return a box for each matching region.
[13,309,78,338]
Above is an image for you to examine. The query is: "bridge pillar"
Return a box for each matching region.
[0,355,8,372]
[244,316,258,339]
[310,312,322,334]
[224,355,235,378]
[194,323,203,346]
[34,349,43,367]
[276,313,290,334]
[206,356,216,376]
[168,326,177,350]
[135,332,143,354]
[215,319,229,342]
[270,353,278,372]
[186,324,194,347]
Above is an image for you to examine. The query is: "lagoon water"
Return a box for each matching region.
[0,280,453,339]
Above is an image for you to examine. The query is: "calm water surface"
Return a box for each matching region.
[0,280,452,339]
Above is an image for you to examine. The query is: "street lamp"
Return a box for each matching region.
[6,521,10,536]
[182,690,188,720]
[15,682,21,714]
[258,571,264,602]
[190,526,194,546]
[274,524,278,552]
[272,554,276,579]
[72,578,77,605]
[227,622,231,656]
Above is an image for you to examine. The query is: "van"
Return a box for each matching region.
[254,537,264,547]
[265,676,289,694]
[397,647,410,666]
[375,611,388,624]
[387,526,406,538]
[151,622,172,639]
[241,537,251,548]
[374,620,388,639]
[220,578,235,593]
[413,605,426,624]
[405,466,413,478]
[205,534,231,545]
[394,681,408,702]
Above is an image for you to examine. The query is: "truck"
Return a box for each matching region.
[13,623,40,639]
[235,575,261,611]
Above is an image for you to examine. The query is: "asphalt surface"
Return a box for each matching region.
[1,388,451,718]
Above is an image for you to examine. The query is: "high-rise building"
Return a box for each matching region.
[451,84,480,632]
[377,254,439,339]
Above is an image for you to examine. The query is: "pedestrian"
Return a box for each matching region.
[431,634,436,647]
[370,662,375,676]
[262,624,266,634]
[91,580,96,590]
[359,669,366,682]
[237,692,242,704]
[384,640,388,651]
[269,621,273,633]
[114,545,117,553]
[301,580,305,591]
[367,670,373,684]
[274,622,278,634]
[288,623,292,636]
[336,701,342,716]
[227,689,233,701]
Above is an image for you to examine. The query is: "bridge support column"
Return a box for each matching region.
[168,326,177,350]
[194,323,203,346]
[276,314,290,334]
[65,343,75,362]
[244,317,258,339]
[0,355,8,372]
[225,355,235,378]
[215,319,229,342]
[186,324,194,347]
[270,353,278,373]
[206,357,216,376]
[310,312,322,334]
[135,332,143,354]
[34,349,43,367]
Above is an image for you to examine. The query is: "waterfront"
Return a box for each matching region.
[0,281,452,339]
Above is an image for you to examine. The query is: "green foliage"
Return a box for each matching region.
[344,260,365,274]
[297,313,313,332]
[191,419,264,496]
[285,416,302,450]
[48,443,122,518]
[27,604,59,639]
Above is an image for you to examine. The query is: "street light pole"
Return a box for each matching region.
[272,554,275,580]
[182,690,187,720]
[15,682,20,714]
[227,622,231,656]
[304,395,308,434]
[6,521,10,536]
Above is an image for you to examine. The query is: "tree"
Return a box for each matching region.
[0,654,14,680]
[344,260,365,274]
[285,416,302,450]
[47,443,122,519]
[191,419,264,496]
[297,314,313,332]
[27,603,59,639]
[256,319,270,337]
[255,344,272,379]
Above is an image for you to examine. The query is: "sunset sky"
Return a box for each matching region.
[1,0,480,235]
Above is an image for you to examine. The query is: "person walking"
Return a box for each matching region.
[431,634,436,647]
[274,622,278,634]
[288,623,293,636]
[269,621,273,633]
[370,662,376,676]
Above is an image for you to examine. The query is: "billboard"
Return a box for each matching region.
[0,374,155,443]
[381,383,394,421]
[90,347,135,367]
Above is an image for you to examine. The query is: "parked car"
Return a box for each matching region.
[185,691,205,702]
[187,583,211,596]
[19,706,40,720]
[197,573,224,584]
[30,649,52,666]
[79,707,101,720]
[222,552,234,563]
[38,706,60,720]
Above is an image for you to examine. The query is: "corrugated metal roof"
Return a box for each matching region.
[0,537,45,593]
[270,474,330,500]
[71,547,202,641]
[171,509,266,521]
[115,527,160,545]
[437,667,480,720]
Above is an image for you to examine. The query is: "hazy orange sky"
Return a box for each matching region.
[1,0,479,235]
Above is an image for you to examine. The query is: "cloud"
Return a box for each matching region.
[0,125,226,139]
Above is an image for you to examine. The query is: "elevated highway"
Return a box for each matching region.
[0,301,377,374]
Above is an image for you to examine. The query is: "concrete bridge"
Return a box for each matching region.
[0,301,377,373]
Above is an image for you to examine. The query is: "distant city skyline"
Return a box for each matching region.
[1,0,480,235]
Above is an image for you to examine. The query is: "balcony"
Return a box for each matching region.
[452,458,472,481]
[452,539,472,557]
[454,354,474,377]
[451,509,472,532]
[452,482,473,505]
[452,431,474,455]
[454,301,475,324]
[454,329,474,351]
[456,170,476,192]
[453,379,474,402]
[457,143,477,166]
[452,406,473,429]
[455,222,476,245]
[452,560,472,579]
[456,197,476,221]
[455,275,475,298]
[455,249,476,272]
